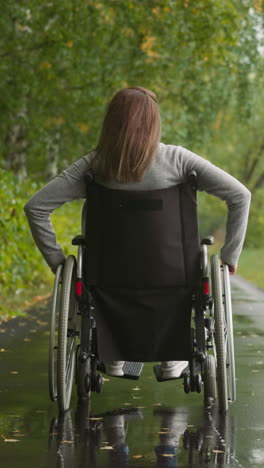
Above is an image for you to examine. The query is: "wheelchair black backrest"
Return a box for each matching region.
[84,179,200,289]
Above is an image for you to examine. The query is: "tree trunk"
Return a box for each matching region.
[46,131,60,180]
[4,111,28,181]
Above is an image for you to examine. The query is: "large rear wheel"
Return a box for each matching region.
[57,256,78,412]
[49,264,63,402]
[223,264,236,402]
[211,255,228,413]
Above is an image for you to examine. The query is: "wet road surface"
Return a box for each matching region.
[1,276,264,467]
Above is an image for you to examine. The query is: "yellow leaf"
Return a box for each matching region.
[4,439,20,443]
[161,454,175,457]
[212,449,225,453]
[0,348,6,352]
[132,454,143,459]
[100,446,114,450]
[152,7,160,16]
[10,371,18,374]
[254,0,263,13]
[67,41,74,47]
[1,434,20,443]
[39,61,52,70]
[76,122,89,133]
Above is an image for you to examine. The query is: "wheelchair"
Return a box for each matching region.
[48,173,236,414]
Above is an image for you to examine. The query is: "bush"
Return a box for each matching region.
[0,169,82,321]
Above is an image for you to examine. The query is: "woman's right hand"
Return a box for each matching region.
[223,263,237,275]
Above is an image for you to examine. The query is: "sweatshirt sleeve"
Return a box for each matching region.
[24,153,93,269]
[178,147,251,266]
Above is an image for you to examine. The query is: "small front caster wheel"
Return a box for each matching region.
[195,374,202,393]
[84,374,91,393]
[183,374,191,393]
[96,374,103,393]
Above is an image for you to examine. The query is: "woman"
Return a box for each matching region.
[24,87,251,378]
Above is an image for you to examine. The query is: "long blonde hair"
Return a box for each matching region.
[94,87,161,183]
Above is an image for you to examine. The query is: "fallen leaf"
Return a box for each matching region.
[88,417,103,421]
[36,320,48,326]
[23,338,31,342]
[132,454,143,459]
[61,440,73,444]
[10,371,18,374]
[158,431,170,434]
[161,454,175,457]
[212,449,224,453]
[100,446,114,450]
[0,348,6,352]
[132,386,141,391]
[1,434,20,443]
[123,403,132,406]
[153,403,162,406]
[132,395,142,399]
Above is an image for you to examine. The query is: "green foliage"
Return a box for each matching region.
[0,169,44,319]
[1,0,262,172]
[0,168,82,321]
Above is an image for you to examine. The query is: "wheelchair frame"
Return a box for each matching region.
[48,203,236,415]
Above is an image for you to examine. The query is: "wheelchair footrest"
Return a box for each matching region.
[153,364,189,382]
[97,361,144,380]
[123,361,144,380]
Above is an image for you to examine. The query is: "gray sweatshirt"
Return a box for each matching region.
[24,143,251,270]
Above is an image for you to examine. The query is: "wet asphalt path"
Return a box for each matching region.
[0,276,264,468]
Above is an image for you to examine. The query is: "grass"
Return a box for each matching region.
[236,248,264,290]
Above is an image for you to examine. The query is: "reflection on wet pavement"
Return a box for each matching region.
[46,401,238,467]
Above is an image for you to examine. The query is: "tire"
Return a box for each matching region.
[203,354,217,405]
[223,264,236,402]
[57,256,78,412]
[211,255,228,413]
[49,264,63,402]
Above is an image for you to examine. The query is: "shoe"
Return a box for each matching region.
[104,361,125,377]
[160,361,188,379]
